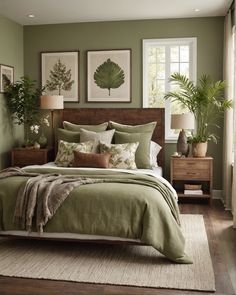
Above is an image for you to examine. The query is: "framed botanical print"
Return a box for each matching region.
[0,64,14,93]
[41,51,79,102]
[87,49,131,102]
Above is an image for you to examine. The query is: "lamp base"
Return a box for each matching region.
[177,130,189,157]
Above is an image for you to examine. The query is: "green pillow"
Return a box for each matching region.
[63,121,108,132]
[114,131,152,169]
[109,121,157,133]
[57,128,80,143]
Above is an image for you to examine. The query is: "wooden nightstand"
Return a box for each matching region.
[170,156,213,204]
[11,148,54,167]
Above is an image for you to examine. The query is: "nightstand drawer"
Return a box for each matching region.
[173,169,210,180]
[11,148,54,167]
[170,156,213,204]
[173,159,210,171]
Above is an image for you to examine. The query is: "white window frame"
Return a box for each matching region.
[143,38,197,142]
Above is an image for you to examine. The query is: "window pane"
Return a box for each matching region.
[148,63,156,80]
[171,46,179,62]
[143,38,196,141]
[156,46,165,62]
[157,63,165,79]
[149,80,165,107]
[170,98,188,115]
[170,81,180,92]
[170,63,179,74]
[180,46,189,62]
[180,63,189,77]
[148,80,157,106]
[148,47,156,63]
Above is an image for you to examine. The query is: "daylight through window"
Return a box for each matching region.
[143,38,197,141]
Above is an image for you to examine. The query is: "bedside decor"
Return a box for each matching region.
[171,113,194,156]
[40,95,64,147]
[165,73,232,157]
[87,49,131,102]
[0,64,14,93]
[41,51,79,102]
[4,76,42,146]
[30,114,50,148]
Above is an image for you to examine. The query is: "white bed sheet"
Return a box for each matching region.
[36,162,163,176]
[23,162,177,199]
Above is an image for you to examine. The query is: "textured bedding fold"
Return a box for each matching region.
[0,166,192,264]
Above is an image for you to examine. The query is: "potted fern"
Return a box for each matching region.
[164,73,232,157]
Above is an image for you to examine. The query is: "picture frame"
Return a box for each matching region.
[87,49,131,102]
[0,64,14,93]
[41,51,79,102]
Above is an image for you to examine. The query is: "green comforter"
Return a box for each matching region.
[0,167,192,264]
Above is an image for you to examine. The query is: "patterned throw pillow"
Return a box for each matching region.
[55,140,94,167]
[114,131,153,169]
[100,142,139,169]
[80,128,115,152]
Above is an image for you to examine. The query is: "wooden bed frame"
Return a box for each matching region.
[61,108,165,168]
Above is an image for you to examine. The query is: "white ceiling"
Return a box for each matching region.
[0,0,231,26]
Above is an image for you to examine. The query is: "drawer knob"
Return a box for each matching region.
[186,172,196,175]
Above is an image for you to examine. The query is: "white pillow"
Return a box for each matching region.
[150,141,162,167]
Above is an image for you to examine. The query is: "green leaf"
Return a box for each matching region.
[94,59,125,96]
[4,76,42,126]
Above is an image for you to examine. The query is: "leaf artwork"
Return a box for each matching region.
[2,74,11,91]
[94,58,125,96]
[46,59,74,95]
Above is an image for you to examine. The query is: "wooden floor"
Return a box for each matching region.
[0,200,235,295]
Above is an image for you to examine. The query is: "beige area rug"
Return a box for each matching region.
[0,215,215,291]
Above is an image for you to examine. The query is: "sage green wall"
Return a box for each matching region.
[24,17,224,189]
[0,15,24,169]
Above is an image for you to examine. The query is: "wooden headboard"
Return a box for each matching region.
[62,108,165,168]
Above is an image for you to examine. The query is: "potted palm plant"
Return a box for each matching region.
[5,76,42,146]
[164,73,232,157]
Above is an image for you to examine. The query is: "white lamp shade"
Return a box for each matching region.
[171,113,195,130]
[40,95,64,110]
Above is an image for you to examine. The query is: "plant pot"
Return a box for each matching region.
[192,142,208,157]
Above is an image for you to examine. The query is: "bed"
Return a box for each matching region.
[0,108,191,264]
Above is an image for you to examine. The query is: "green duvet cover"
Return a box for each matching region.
[0,167,191,264]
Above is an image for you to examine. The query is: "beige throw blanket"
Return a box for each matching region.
[1,167,103,233]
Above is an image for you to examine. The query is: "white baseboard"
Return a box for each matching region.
[212,190,223,200]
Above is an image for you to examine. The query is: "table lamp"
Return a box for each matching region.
[40,95,64,147]
[171,113,195,157]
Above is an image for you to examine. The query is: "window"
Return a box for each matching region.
[143,38,197,141]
